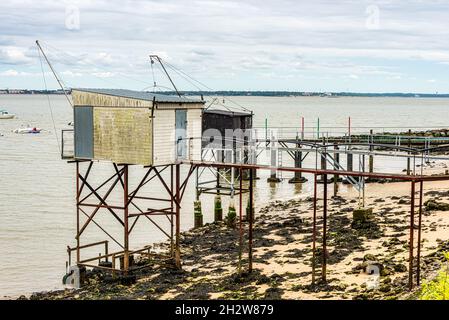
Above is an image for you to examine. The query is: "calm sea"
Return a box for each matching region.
[1,94,449,297]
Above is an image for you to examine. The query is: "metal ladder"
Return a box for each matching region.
[277,147,283,180]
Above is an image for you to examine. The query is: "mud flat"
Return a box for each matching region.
[23,163,449,300]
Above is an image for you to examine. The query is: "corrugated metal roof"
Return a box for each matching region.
[73,88,205,104]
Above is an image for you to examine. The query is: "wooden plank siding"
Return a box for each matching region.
[152,109,176,165]
[187,108,203,161]
[93,107,152,165]
[71,90,204,166]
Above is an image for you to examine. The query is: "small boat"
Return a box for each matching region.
[13,127,42,134]
[0,110,15,119]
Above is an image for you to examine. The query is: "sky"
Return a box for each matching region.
[1,0,449,93]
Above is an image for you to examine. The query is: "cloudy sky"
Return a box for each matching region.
[1,0,449,92]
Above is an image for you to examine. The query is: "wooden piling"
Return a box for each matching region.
[267,134,281,182]
[333,144,339,196]
[289,136,307,183]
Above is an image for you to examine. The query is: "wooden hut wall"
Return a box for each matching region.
[152,108,203,165]
[72,90,153,165]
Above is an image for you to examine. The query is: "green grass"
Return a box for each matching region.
[420,252,449,300]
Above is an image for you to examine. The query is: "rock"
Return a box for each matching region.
[353,208,373,223]
[381,277,392,284]
[380,267,392,276]
[424,199,449,211]
[393,264,407,272]
[363,254,377,262]
[378,283,391,293]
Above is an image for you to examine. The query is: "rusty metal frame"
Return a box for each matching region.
[70,157,448,290]
[183,160,449,290]
[72,161,197,273]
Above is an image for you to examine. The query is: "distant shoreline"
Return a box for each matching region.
[1,90,449,98]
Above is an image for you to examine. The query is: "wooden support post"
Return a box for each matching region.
[333,144,339,196]
[267,135,281,182]
[289,135,307,183]
[193,200,203,228]
[318,139,327,183]
[347,152,353,172]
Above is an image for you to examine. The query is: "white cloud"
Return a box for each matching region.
[60,70,83,77]
[0,69,19,76]
[0,47,34,65]
[92,72,115,78]
[1,0,449,91]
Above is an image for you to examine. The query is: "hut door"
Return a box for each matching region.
[175,109,187,159]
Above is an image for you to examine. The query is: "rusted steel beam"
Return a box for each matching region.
[79,166,123,203]
[76,162,80,263]
[78,263,124,273]
[78,203,125,210]
[239,168,243,273]
[129,201,171,239]
[128,216,140,234]
[129,208,174,217]
[180,164,197,202]
[133,196,172,202]
[322,173,328,281]
[68,240,108,252]
[78,171,125,225]
[78,161,93,198]
[124,165,130,272]
[126,166,153,206]
[175,164,181,268]
[170,164,174,257]
[312,173,317,284]
[78,207,124,249]
[154,167,181,208]
[78,173,124,236]
[417,180,424,286]
[129,166,169,194]
[409,181,416,290]
[182,160,446,181]
[248,168,254,273]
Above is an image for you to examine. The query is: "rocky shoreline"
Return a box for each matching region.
[23,181,449,300]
